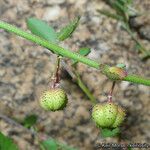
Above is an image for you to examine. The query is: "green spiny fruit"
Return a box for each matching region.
[92,102,126,128]
[111,106,125,128]
[39,88,68,111]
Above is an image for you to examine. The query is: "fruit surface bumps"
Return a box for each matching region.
[112,106,126,128]
[92,102,126,128]
[39,88,68,111]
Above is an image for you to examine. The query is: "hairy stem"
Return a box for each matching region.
[0,21,150,86]
[0,21,99,69]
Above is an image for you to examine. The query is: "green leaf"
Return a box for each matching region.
[117,0,126,6]
[97,9,123,21]
[118,0,133,6]
[57,16,80,41]
[72,47,91,65]
[100,128,120,138]
[40,138,78,150]
[23,114,38,128]
[110,0,126,14]
[140,52,150,60]
[127,0,133,5]
[27,18,57,43]
[77,47,91,56]
[116,63,126,69]
[57,143,78,150]
[40,138,58,150]
[0,132,19,150]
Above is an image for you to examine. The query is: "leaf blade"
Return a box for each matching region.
[97,9,123,21]
[27,18,57,42]
[57,16,80,41]
[40,138,58,150]
[40,138,78,150]
[0,132,19,150]
[23,114,38,128]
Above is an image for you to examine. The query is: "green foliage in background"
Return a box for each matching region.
[97,0,150,59]
[40,138,78,150]
[22,114,38,128]
[0,132,19,150]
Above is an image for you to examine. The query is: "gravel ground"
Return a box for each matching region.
[0,0,150,150]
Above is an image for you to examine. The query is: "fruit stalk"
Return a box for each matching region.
[108,81,116,102]
[52,56,61,88]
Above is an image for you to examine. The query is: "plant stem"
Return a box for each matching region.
[0,21,99,69]
[74,71,97,104]
[0,21,150,86]
[123,74,150,86]
[61,61,96,104]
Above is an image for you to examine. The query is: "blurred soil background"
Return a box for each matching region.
[0,0,150,149]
